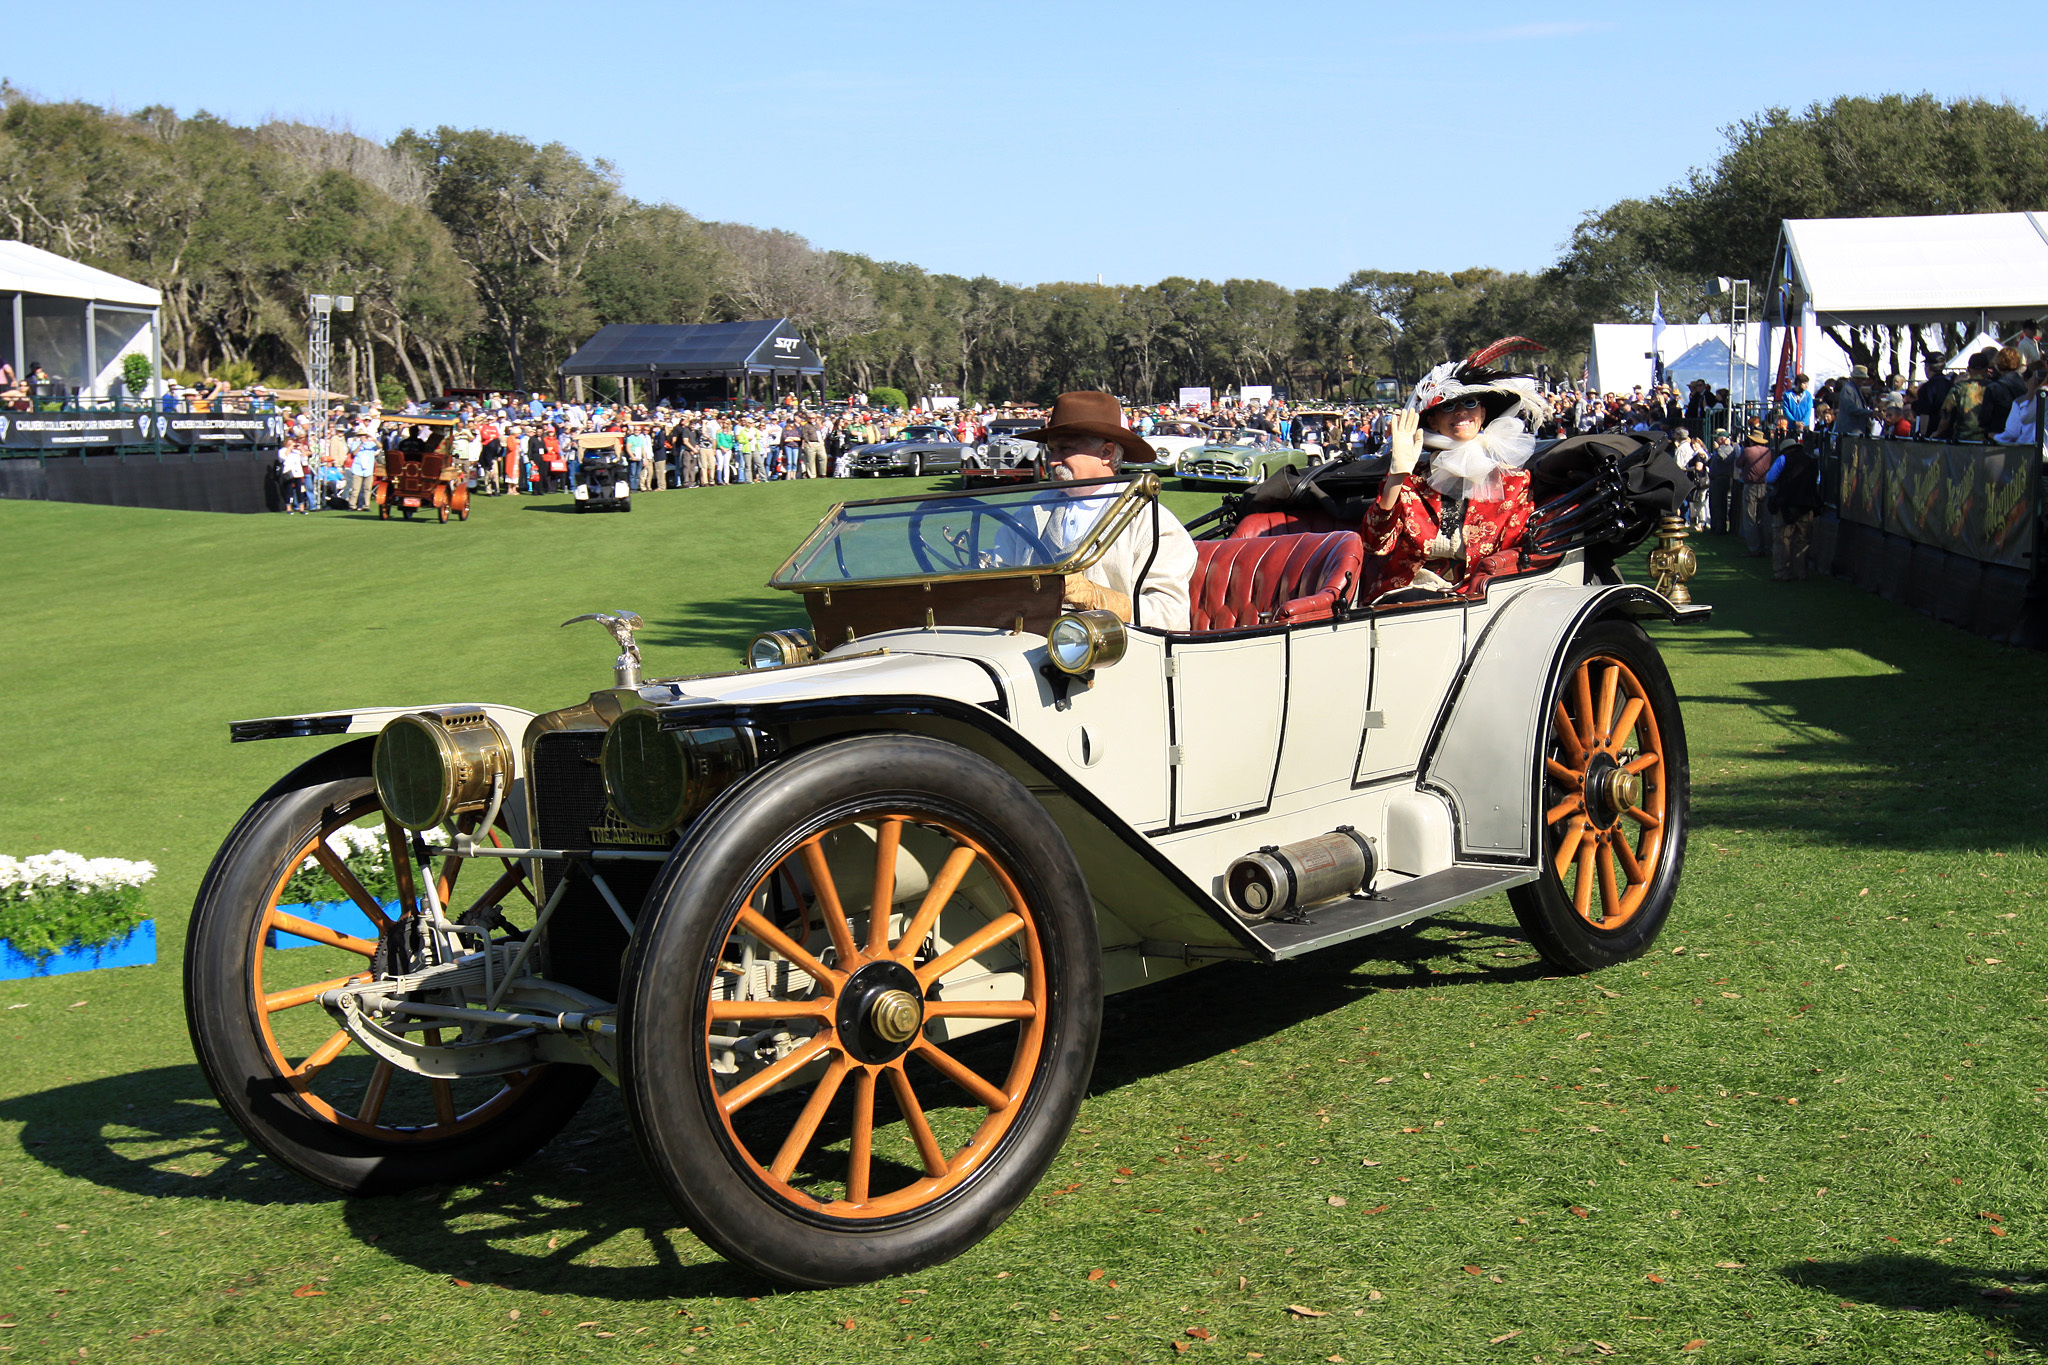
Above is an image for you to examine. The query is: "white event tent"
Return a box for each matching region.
[1585,323,1847,397]
[1,240,164,400]
[1766,212,2048,384]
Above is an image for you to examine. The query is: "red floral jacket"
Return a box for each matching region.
[1360,469,1535,599]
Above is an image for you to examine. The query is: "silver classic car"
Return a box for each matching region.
[848,423,972,477]
[187,441,1703,1288]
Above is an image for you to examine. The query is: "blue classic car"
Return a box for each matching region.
[849,424,974,478]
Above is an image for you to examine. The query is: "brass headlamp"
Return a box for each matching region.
[748,627,819,670]
[599,711,764,835]
[1046,609,1127,675]
[372,709,512,831]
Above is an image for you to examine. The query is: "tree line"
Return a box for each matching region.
[3,85,2042,403]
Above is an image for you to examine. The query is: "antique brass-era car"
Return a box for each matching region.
[187,441,1702,1287]
[373,414,470,522]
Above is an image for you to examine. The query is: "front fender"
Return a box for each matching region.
[1420,585,1700,862]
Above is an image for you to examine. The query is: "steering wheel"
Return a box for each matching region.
[907,504,1055,573]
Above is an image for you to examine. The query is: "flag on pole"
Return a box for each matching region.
[1649,291,1667,387]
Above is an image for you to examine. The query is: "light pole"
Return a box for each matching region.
[308,292,355,473]
[1711,276,1751,435]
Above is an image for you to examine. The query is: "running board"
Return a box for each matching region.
[1249,865,1536,960]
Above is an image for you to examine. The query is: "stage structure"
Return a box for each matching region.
[2,244,286,512]
[559,319,825,408]
[2,240,163,402]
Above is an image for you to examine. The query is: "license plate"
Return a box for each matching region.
[401,497,421,508]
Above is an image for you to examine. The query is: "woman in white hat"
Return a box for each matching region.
[1366,352,1551,599]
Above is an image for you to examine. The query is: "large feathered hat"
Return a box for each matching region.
[1408,336,1552,428]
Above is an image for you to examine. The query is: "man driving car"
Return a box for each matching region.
[1017,391,1196,632]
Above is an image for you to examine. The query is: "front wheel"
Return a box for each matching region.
[1508,620,1689,972]
[184,740,596,1194]
[621,733,1101,1286]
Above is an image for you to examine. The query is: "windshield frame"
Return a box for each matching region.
[767,473,1162,592]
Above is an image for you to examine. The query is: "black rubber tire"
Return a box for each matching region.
[1508,619,1690,973]
[620,733,1101,1287]
[184,739,597,1195]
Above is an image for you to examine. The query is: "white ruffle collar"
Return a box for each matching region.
[1420,417,1534,501]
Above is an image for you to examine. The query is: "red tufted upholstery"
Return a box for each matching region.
[1188,531,1364,632]
[1227,508,1353,539]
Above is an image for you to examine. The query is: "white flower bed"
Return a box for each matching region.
[0,850,157,959]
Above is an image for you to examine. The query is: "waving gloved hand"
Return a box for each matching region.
[1387,409,1422,477]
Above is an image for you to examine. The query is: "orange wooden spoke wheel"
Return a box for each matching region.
[1510,621,1689,973]
[705,813,1047,1218]
[622,733,1100,1287]
[185,740,595,1195]
[1542,653,1666,929]
[249,809,537,1141]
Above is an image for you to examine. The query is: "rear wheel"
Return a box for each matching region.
[185,740,596,1194]
[1508,620,1689,972]
[621,733,1100,1286]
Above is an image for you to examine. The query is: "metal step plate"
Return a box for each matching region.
[1250,865,1537,960]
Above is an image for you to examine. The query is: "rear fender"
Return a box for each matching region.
[1420,586,1699,862]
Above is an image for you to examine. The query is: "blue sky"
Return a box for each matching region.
[13,0,2041,290]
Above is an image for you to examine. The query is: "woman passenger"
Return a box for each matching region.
[1364,357,1551,600]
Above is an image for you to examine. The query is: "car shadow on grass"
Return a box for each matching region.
[639,597,809,656]
[1086,913,1552,1096]
[0,1064,768,1297]
[0,912,1551,1302]
[1782,1254,2048,1349]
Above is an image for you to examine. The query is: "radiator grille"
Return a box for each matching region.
[529,729,668,1001]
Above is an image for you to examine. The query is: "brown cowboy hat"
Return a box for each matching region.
[1018,391,1154,467]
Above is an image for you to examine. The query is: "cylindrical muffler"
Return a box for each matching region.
[1225,827,1375,921]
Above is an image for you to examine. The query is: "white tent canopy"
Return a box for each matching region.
[1588,323,1720,395]
[4,241,163,399]
[1940,331,2003,371]
[0,240,160,308]
[1666,336,1761,396]
[1778,212,2048,327]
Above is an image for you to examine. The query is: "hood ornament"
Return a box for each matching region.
[562,611,645,688]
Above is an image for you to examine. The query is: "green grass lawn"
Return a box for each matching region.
[2,484,2047,1363]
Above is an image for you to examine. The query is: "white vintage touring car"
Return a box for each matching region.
[186,443,1703,1287]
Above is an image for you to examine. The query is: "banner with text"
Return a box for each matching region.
[0,411,284,451]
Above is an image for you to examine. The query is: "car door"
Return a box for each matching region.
[1354,603,1466,784]
[1169,633,1288,823]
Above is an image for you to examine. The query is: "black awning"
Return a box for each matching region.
[558,319,823,377]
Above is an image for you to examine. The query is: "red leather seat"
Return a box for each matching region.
[1228,508,1352,539]
[1188,531,1364,631]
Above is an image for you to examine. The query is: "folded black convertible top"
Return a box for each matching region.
[1219,432,1695,571]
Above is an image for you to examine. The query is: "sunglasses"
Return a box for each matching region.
[1434,397,1484,414]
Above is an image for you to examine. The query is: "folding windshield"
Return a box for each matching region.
[770,477,1156,589]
